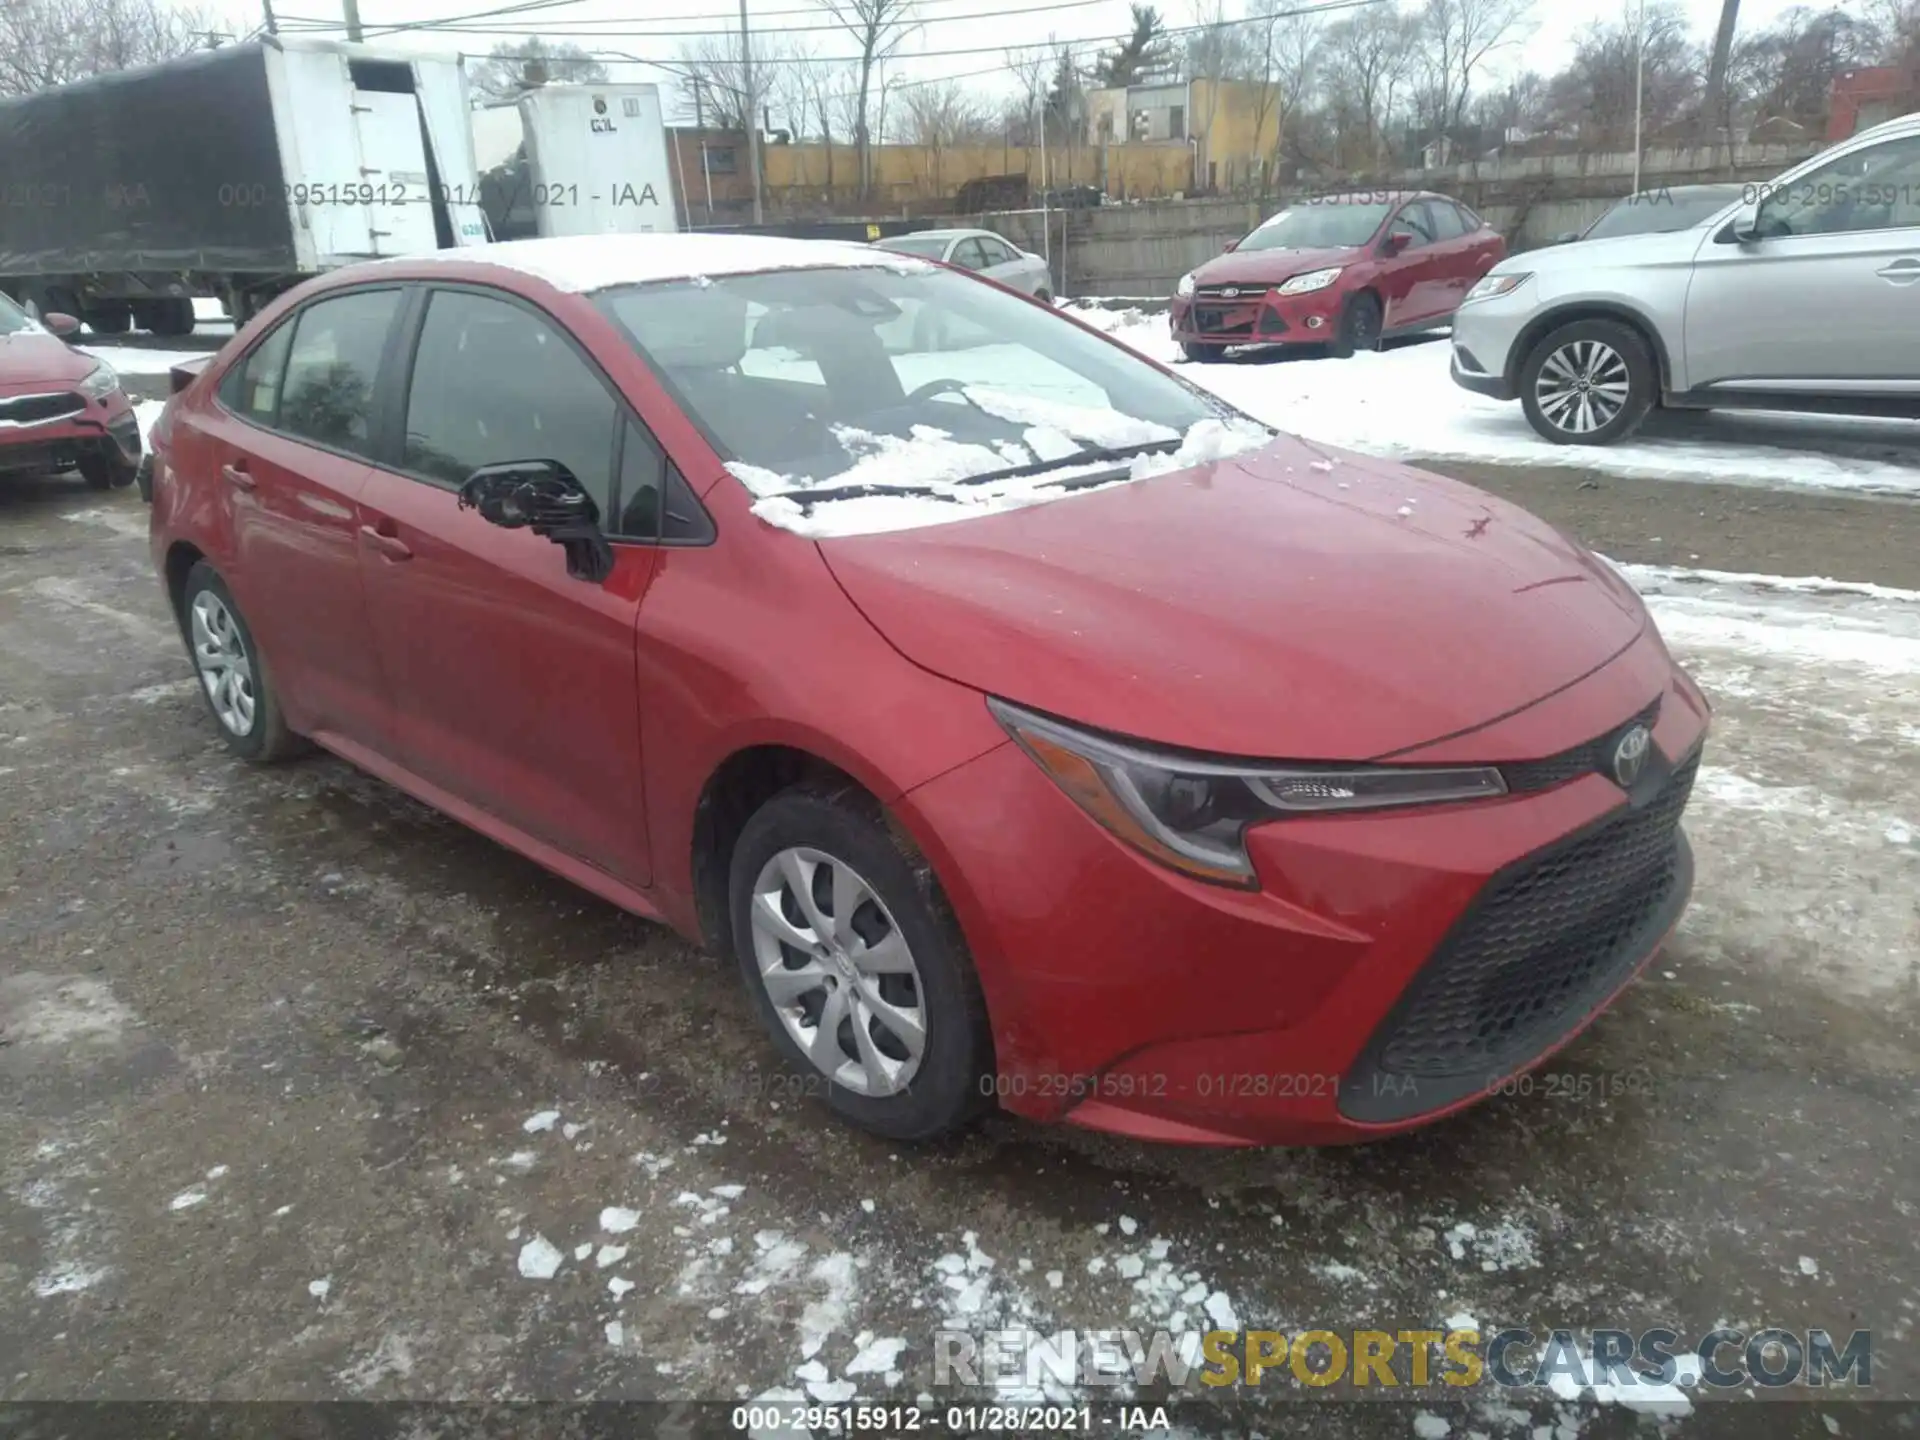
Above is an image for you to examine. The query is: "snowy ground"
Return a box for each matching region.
[1075,304,1920,498]
[3,333,1915,1435]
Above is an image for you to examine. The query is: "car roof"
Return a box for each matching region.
[1851,108,1920,144]
[1299,190,1424,204]
[885,229,974,241]
[354,233,930,295]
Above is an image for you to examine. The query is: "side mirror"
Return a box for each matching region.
[1728,199,1762,244]
[1383,231,1413,256]
[457,459,614,583]
[43,312,81,340]
[1554,231,1581,245]
[1221,238,1239,252]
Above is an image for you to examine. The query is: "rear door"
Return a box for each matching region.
[353,285,659,883]
[976,234,1039,294]
[350,90,440,255]
[185,287,405,745]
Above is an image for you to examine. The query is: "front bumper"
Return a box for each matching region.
[1448,289,1539,400]
[1169,287,1345,347]
[0,394,142,475]
[900,628,1709,1146]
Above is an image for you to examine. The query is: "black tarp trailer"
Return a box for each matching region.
[0,37,488,336]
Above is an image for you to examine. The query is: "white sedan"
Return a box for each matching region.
[874,228,1054,299]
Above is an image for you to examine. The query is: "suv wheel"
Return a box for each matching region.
[728,784,991,1141]
[1519,320,1655,445]
[180,562,307,762]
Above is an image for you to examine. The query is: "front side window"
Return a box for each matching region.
[1758,135,1920,237]
[951,238,992,271]
[278,288,402,456]
[1388,202,1437,248]
[1427,201,1467,240]
[1238,202,1392,252]
[220,321,295,424]
[0,291,35,336]
[978,236,1018,265]
[598,262,1261,530]
[401,289,617,516]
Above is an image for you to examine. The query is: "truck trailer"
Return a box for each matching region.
[0,36,488,336]
[475,83,679,242]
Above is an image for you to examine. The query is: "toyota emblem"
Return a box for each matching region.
[1611,724,1652,788]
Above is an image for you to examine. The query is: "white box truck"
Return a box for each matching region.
[516,84,679,237]
[0,36,488,335]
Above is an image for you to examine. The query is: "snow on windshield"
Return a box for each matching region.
[599,264,1273,539]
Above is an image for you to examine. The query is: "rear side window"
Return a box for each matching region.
[401,288,617,514]
[1454,202,1484,231]
[278,289,403,457]
[220,321,294,425]
[951,237,992,270]
[1428,202,1468,240]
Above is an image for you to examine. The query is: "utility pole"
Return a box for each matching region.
[740,0,764,225]
[261,0,278,34]
[1633,0,1646,193]
[1699,0,1740,146]
[342,0,363,42]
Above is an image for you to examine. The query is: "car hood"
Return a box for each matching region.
[1496,224,1708,274]
[1191,246,1357,286]
[0,330,97,390]
[818,436,1647,760]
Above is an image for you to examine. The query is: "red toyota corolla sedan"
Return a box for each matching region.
[146,234,1706,1147]
[0,293,142,490]
[1169,191,1506,362]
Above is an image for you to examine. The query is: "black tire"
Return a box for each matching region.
[86,304,132,336]
[179,562,307,763]
[77,452,135,491]
[149,297,196,337]
[1181,341,1226,363]
[1329,291,1382,358]
[1518,318,1656,446]
[728,783,992,1142]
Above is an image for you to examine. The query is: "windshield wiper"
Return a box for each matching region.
[776,438,1184,511]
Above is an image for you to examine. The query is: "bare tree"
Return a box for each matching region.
[0,0,215,97]
[900,78,990,195]
[1415,0,1537,145]
[1264,4,1325,193]
[1322,7,1420,169]
[466,38,607,105]
[1542,5,1697,148]
[821,0,917,198]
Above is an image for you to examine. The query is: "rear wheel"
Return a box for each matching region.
[728,784,991,1141]
[85,304,132,336]
[148,297,196,337]
[1518,319,1655,446]
[179,562,307,763]
[1329,291,1382,358]
[1181,341,1226,363]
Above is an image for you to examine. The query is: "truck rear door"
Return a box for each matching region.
[351,90,439,256]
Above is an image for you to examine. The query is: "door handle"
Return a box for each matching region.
[1877,259,1920,284]
[220,461,254,491]
[359,523,413,562]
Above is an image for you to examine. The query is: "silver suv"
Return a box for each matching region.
[1451,111,1920,445]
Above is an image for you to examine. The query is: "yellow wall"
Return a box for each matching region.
[1188,80,1282,193]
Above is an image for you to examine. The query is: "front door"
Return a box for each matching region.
[1378,201,1445,327]
[183,287,405,745]
[354,286,657,884]
[1684,131,1920,390]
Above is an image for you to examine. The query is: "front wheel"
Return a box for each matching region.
[1518,319,1655,445]
[1329,291,1382,358]
[1181,340,1226,363]
[728,784,991,1141]
[179,562,307,762]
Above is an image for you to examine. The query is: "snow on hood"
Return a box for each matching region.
[736,414,1275,539]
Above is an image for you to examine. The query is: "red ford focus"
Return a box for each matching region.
[147,234,1706,1146]
[1169,190,1506,362]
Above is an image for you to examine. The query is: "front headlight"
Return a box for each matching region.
[78,360,121,402]
[1463,272,1531,304]
[1277,267,1343,296]
[991,699,1509,888]
[1176,271,1196,299]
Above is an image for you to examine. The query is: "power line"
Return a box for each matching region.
[330,0,1115,38]
[281,0,1119,39]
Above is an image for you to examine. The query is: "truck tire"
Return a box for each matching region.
[149,297,196,337]
[86,304,132,335]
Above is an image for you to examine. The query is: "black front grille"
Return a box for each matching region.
[0,391,85,426]
[1340,749,1699,1123]
[1194,308,1255,337]
[1502,699,1662,794]
[1194,284,1267,301]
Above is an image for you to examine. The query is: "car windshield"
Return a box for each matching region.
[1237,202,1393,252]
[877,235,951,258]
[597,263,1264,535]
[0,292,35,335]
[1584,189,1741,239]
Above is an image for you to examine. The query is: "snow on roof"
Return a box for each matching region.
[370,233,931,294]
